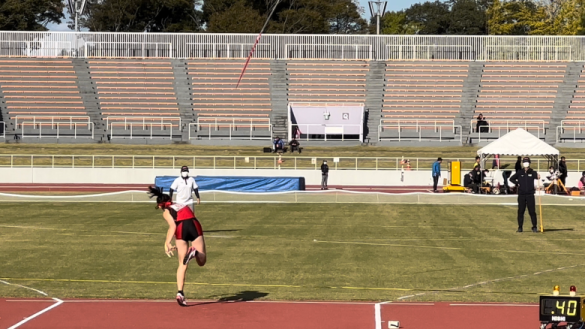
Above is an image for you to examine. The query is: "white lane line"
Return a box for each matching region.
[7,298,63,329]
[374,303,382,329]
[6,299,375,305]
[0,280,63,329]
[449,303,537,307]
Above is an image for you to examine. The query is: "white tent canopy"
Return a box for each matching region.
[477,128,559,168]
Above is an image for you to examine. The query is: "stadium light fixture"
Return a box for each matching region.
[368,1,387,35]
[67,0,88,32]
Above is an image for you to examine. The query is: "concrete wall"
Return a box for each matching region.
[1,168,582,187]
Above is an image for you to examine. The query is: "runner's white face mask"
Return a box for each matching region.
[523,162,530,168]
[181,172,189,178]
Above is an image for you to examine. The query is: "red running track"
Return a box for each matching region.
[0,184,431,194]
[1,299,539,329]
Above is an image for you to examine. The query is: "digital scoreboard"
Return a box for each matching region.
[539,296,585,323]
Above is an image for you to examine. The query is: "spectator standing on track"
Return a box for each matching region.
[432,157,442,193]
[321,160,329,190]
[559,156,568,187]
[509,157,540,233]
[169,166,201,212]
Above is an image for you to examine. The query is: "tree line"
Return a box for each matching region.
[0,0,583,35]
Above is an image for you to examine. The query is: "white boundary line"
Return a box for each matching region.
[0,279,63,329]
[373,263,585,329]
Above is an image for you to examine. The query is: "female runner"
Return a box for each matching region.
[148,186,206,306]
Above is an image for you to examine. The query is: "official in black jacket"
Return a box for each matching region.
[558,156,567,187]
[321,160,329,190]
[509,157,540,233]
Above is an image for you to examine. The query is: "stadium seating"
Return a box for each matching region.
[286,60,367,103]
[558,64,585,142]
[379,62,466,141]
[187,59,272,139]
[88,60,180,138]
[472,63,563,140]
[0,59,92,138]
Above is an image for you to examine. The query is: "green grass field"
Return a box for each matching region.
[1,202,585,303]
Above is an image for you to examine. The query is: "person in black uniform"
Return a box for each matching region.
[321,160,329,190]
[558,156,567,188]
[509,157,540,233]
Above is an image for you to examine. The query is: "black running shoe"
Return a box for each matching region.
[532,227,538,233]
[516,227,523,233]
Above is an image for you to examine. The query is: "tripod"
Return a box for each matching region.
[545,178,569,195]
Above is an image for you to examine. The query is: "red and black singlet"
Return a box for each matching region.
[168,203,196,222]
[166,203,203,242]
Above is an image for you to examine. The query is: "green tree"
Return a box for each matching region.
[206,0,264,33]
[404,1,451,34]
[487,0,550,35]
[377,11,420,34]
[203,0,366,34]
[448,0,489,34]
[0,0,64,31]
[78,0,203,32]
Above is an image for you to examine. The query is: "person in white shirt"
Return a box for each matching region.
[169,166,200,211]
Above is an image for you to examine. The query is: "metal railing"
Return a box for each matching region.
[106,116,181,130]
[386,45,475,61]
[189,122,272,140]
[15,115,91,129]
[2,32,585,61]
[109,122,174,139]
[0,40,72,57]
[21,121,94,139]
[378,119,462,143]
[285,44,372,60]
[556,120,585,143]
[484,45,572,61]
[84,42,172,58]
[1,154,583,172]
[470,119,546,142]
[186,43,274,59]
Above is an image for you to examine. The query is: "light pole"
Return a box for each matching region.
[66,0,87,32]
[368,1,387,35]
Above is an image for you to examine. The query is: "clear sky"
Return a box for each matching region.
[47,0,422,31]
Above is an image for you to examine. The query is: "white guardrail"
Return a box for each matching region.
[1,155,584,172]
[470,119,546,143]
[109,122,174,139]
[21,122,94,139]
[378,121,462,143]
[189,122,272,140]
[1,32,585,61]
[556,120,585,143]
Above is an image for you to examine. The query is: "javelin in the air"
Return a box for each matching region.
[236,0,281,89]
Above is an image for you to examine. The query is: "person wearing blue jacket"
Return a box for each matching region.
[432,157,443,192]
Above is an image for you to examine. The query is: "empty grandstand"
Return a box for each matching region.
[88,59,181,140]
[0,58,93,139]
[187,59,272,140]
[0,33,583,146]
[379,62,466,143]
